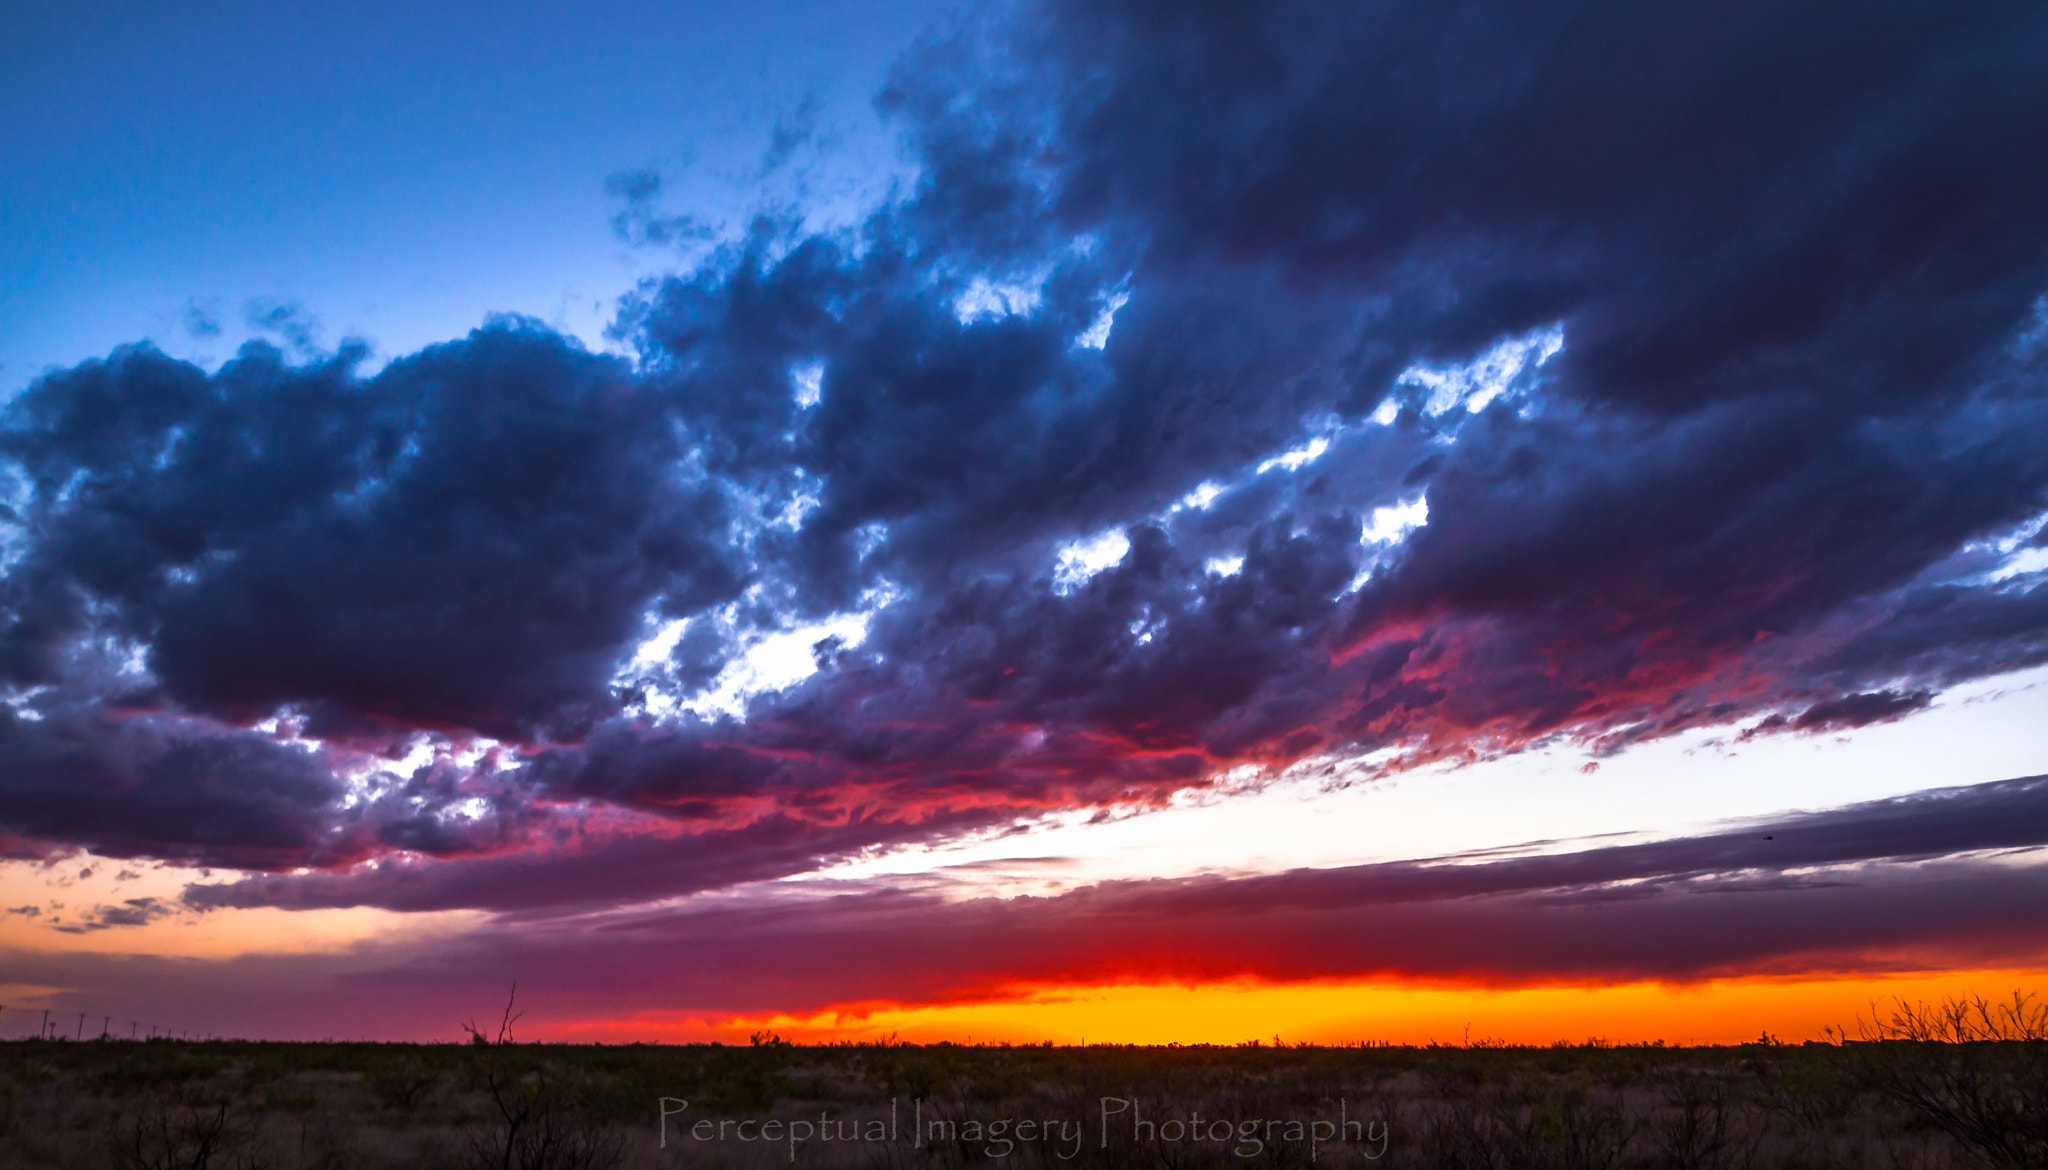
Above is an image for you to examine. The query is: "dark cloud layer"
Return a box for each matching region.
[560,778,2048,1010]
[13,776,2048,1038]
[2,0,2046,916]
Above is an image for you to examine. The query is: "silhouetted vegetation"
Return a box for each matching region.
[3,992,2045,1167]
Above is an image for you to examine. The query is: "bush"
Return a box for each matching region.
[1851,991,2048,1168]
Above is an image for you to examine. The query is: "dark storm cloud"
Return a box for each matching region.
[1036,0,2048,414]
[3,0,2047,895]
[0,665,347,870]
[0,672,557,871]
[2,326,740,741]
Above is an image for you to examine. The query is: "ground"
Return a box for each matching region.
[6,1021,2047,1169]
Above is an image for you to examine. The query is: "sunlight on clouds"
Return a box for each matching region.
[1344,494,1429,593]
[953,275,1045,323]
[773,478,822,531]
[790,360,824,408]
[1256,435,1330,475]
[684,613,873,718]
[1983,510,2048,582]
[1173,481,1226,512]
[853,520,889,560]
[0,465,28,576]
[617,582,903,722]
[1076,290,1129,349]
[1399,324,1564,416]
[2012,291,2048,357]
[1992,546,2048,582]
[1362,495,1429,545]
[631,617,691,668]
[1052,529,1131,594]
[3,685,46,722]
[330,731,508,812]
[443,795,493,822]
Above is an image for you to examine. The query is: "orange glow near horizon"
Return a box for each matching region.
[541,969,2048,1047]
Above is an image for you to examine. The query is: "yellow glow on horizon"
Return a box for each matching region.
[0,902,489,959]
[0,856,485,959]
[547,969,2048,1047]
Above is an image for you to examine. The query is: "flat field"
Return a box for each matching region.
[2,1030,2043,1168]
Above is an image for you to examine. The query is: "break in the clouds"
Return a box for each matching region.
[3,0,2048,930]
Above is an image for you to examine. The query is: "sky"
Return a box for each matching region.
[2,0,2047,1045]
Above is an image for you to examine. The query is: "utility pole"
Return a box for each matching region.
[75,1013,85,1041]
[41,1009,50,1039]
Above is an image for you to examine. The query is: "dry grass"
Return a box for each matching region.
[3,994,2044,1168]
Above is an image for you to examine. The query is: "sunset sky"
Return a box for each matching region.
[4,0,2047,1046]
